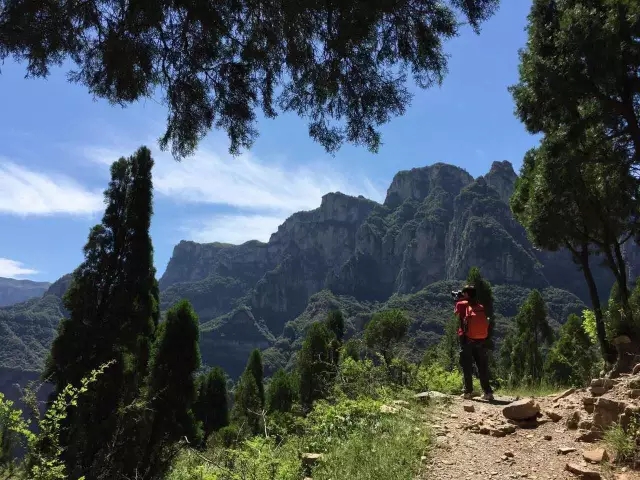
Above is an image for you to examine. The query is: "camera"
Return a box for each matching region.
[451,290,464,301]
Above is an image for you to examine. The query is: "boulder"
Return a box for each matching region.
[593,398,626,429]
[502,398,540,421]
[463,404,475,413]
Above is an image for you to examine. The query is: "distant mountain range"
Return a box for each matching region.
[0,277,50,307]
[1,161,637,401]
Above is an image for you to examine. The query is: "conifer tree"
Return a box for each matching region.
[42,146,159,477]
[143,300,202,472]
[327,309,345,366]
[231,371,262,435]
[194,367,230,441]
[266,369,297,414]
[511,290,553,385]
[246,349,265,409]
[298,322,336,411]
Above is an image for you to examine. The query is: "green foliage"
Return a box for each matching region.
[504,290,553,386]
[582,310,599,346]
[0,0,498,159]
[232,370,263,436]
[0,362,111,480]
[326,310,345,343]
[246,349,265,408]
[144,299,203,470]
[194,367,230,441]
[41,147,160,478]
[364,309,410,368]
[312,416,426,480]
[604,417,640,467]
[333,357,390,400]
[297,322,337,411]
[543,314,598,387]
[266,369,297,414]
[510,0,640,170]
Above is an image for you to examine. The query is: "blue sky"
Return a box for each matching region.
[0,1,538,283]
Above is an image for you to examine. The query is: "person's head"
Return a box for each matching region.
[462,284,477,302]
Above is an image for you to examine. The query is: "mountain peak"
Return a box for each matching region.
[384,163,474,208]
[482,160,518,204]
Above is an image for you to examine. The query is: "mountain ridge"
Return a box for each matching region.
[0,160,635,384]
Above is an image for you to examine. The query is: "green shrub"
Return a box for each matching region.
[312,415,428,480]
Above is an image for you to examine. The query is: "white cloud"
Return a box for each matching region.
[185,214,287,244]
[83,140,386,244]
[0,258,38,278]
[0,160,104,216]
[85,144,384,212]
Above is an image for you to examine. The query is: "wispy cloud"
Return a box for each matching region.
[184,214,288,244]
[0,160,104,216]
[83,140,385,244]
[0,258,38,278]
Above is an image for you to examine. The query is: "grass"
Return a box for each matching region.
[166,393,431,480]
[495,381,562,398]
[604,420,639,467]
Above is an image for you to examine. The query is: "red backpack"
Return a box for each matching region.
[464,302,489,340]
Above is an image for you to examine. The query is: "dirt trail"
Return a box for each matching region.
[420,394,640,480]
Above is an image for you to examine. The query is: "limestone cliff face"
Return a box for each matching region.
[482,160,518,204]
[444,178,546,286]
[329,164,474,298]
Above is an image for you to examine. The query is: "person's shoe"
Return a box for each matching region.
[462,392,473,400]
[482,392,494,401]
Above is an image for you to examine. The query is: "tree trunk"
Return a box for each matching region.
[569,242,615,365]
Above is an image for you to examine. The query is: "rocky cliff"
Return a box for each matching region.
[0,277,50,307]
[0,160,634,384]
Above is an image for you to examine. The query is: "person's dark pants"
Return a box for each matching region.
[459,338,492,395]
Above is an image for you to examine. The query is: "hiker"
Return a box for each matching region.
[454,284,494,401]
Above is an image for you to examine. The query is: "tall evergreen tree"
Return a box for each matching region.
[246,349,265,409]
[42,147,159,477]
[511,290,553,385]
[327,309,345,366]
[143,300,202,473]
[298,322,336,411]
[231,371,262,435]
[266,369,298,414]
[194,367,230,441]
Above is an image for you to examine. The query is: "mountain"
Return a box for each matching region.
[0,277,51,307]
[0,161,632,386]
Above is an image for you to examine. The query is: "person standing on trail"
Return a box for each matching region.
[454,284,494,401]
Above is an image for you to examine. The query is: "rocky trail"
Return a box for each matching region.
[418,375,640,480]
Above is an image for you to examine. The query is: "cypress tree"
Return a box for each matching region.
[231,371,262,435]
[42,147,159,477]
[246,349,265,408]
[512,290,553,385]
[298,322,336,411]
[194,367,230,441]
[266,369,297,414]
[143,300,202,472]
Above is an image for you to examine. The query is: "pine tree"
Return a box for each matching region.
[246,349,265,409]
[194,367,230,441]
[42,147,159,477]
[327,309,345,366]
[266,369,298,414]
[231,371,262,435]
[143,300,202,472]
[512,290,553,385]
[298,322,336,411]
